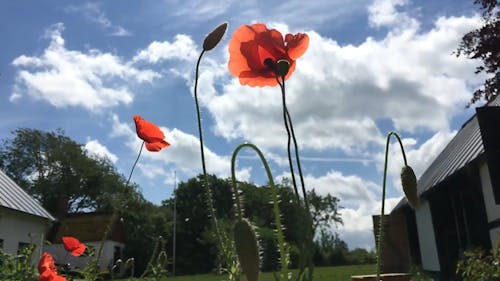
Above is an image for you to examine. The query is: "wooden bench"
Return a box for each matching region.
[351,273,411,281]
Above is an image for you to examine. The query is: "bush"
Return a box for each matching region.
[0,246,37,281]
[456,241,500,281]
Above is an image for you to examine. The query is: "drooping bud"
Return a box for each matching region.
[234,219,260,281]
[276,59,290,77]
[203,22,228,51]
[157,250,168,267]
[401,165,419,209]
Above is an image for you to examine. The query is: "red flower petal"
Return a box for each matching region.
[133,115,170,152]
[145,140,170,152]
[39,270,67,281]
[228,23,308,87]
[62,236,86,257]
[38,252,57,274]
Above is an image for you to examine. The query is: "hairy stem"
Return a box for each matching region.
[231,143,289,280]
[377,131,408,281]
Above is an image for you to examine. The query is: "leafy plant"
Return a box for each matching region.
[0,245,37,281]
[456,241,500,281]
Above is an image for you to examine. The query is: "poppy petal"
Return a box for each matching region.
[145,140,170,152]
[133,115,166,143]
[285,33,309,60]
[38,252,57,273]
[62,236,86,257]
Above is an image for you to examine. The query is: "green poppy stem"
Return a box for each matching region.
[231,142,289,280]
[194,49,223,263]
[377,131,408,281]
[94,141,144,277]
[277,77,301,205]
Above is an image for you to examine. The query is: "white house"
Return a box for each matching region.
[0,169,55,261]
[388,96,500,280]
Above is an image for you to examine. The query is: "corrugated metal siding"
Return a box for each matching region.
[0,169,55,221]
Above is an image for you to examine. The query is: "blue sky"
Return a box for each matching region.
[0,0,487,250]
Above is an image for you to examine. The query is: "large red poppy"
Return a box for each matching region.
[62,236,86,257]
[38,252,66,281]
[133,115,171,152]
[228,23,309,87]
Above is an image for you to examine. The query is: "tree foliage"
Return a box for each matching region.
[456,0,500,105]
[0,128,132,215]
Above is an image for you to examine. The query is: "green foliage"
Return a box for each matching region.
[456,242,500,281]
[0,128,132,215]
[456,0,499,105]
[0,246,37,281]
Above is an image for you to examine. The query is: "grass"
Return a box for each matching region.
[166,264,377,281]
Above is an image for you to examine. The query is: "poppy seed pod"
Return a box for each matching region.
[276,59,290,77]
[234,219,260,281]
[203,22,228,51]
[401,165,419,209]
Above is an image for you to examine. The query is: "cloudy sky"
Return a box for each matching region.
[0,0,488,250]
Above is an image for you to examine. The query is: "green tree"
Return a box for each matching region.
[456,0,499,105]
[308,188,343,233]
[0,128,130,216]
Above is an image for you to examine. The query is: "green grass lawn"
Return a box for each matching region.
[167,264,376,281]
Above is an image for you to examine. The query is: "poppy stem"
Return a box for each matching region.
[126,141,144,185]
[277,76,301,206]
[376,131,408,281]
[194,49,223,258]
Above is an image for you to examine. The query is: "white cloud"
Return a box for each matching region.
[368,0,417,29]
[84,139,119,163]
[11,23,158,111]
[201,14,481,155]
[132,35,199,63]
[65,3,131,36]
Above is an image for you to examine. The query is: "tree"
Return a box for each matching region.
[0,128,131,216]
[308,188,343,233]
[456,0,499,105]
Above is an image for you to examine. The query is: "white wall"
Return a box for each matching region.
[415,199,440,271]
[0,207,52,263]
[44,240,124,270]
[479,160,500,247]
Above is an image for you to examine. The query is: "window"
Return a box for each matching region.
[17,242,31,254]
[0,239,3,249]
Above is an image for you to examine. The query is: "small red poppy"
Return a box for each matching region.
[228,23,309,87]
[133,115,171,152]
[62,236,86,257]
[38,252,66,281]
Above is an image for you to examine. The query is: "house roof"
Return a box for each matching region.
[0,169,55,221]
[49,212,125,243]
[394,96,500,211]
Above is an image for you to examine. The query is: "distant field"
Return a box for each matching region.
[168,264,377,281]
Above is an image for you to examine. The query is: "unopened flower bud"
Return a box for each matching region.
[401,165,419,209]
[203,22,228,51]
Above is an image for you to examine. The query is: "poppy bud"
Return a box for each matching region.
[203,22,228,51]
[401,165,419,209]
[234,219,260,281]
[276,59,290,77]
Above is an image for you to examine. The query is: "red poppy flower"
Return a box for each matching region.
[38,252,66,281]
[133,115,171,152]
[228,23,309,87]
[62,236,86,257]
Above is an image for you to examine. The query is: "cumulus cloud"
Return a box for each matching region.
[199,13,481,156]
[11,23,158,111]
[132,35,199,63]
[368,0,416,29]
[84,139,119,163]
